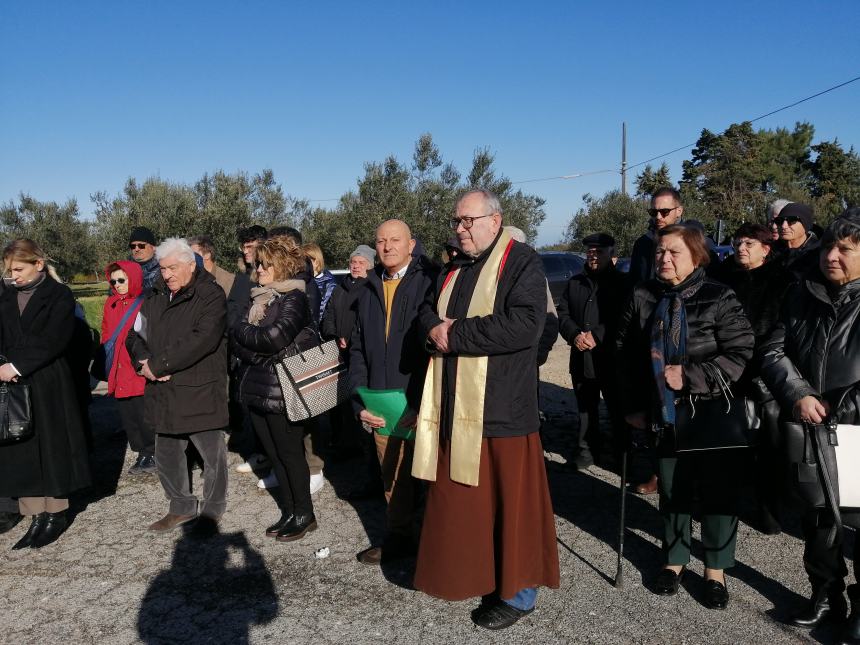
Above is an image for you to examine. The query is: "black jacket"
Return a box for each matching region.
[226,272,252,332]
[629,230,657,287]
[557,265,627,381]
[296,260,322,324]
[126,267,229,434]
[232,287,316,415]
[0,276,91,497]
[320,276,366,343]
[350,258,437,414]
[761,275,860,424]
[419,234,547,438]
[774,231,820,282]
[616,269,754,417]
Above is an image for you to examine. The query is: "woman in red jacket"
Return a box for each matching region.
[100,261,153,475]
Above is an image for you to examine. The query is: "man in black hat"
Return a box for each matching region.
[129,226,160,290]
[557,232,627,469]
[773,202,819,280]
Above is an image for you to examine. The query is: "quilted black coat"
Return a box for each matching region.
[232,288,316,414]
[616,268,754,417]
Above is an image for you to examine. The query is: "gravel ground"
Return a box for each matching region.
[0,339,848,644]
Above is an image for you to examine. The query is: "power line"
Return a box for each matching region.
[512,74,860,183]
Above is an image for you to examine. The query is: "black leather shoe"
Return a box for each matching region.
[654,567,685,596]
[471,599,533,630]
[0,511,23,535]
[12,513,48,550]
[276,513,318,542]
[265,513,294,537]
[791,588,847,627]
[704,579,729,610]
[30,511,68,549]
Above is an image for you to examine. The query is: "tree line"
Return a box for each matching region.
[0,134,546,280]
[567,121,860,256]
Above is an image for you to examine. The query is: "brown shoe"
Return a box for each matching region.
[357,546,382,565]
[634,475,659,495]
[148,513,197,532]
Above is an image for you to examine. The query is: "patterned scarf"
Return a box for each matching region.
[650,268,705,426]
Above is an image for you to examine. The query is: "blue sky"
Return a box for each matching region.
[2,1,859,247]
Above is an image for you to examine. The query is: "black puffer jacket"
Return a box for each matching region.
[616,268,754,417]
[232,287,316,414]
[761,275,860,424]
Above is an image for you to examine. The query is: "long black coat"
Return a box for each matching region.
[557,265,627,381]
[0,276,91,497]
[349,258,437,414]
[761,275,860,424]
[419,234,547,438]
[232,287,315,415]
[616,269,754,418]
[126,267,229,435]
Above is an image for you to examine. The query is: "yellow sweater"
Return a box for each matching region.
[383,277,401,340]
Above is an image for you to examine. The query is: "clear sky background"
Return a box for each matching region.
[2,1,859,247]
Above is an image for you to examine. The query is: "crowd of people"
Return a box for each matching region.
[0,186,858,636]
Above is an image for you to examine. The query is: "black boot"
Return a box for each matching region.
[30,512,68,549]
[843,587,860,644]
[265,512,294,538]
[11,513,48,550]
[276,513,318,542]
[0,511,23,535]
[790,585,847,628]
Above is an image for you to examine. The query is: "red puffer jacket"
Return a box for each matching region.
[101,260,146,398]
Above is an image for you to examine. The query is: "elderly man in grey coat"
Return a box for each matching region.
[126,237,230,532]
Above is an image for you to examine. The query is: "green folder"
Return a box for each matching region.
[357,386,414,440]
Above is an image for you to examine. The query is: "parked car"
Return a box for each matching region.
[614,257,631,273]
[540,252,585,307]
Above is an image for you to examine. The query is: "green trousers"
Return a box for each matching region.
[658,453,740,570]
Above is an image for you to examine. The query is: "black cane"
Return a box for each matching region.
[614,448,628,589]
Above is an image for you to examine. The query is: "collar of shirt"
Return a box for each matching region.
[383,264,409,281]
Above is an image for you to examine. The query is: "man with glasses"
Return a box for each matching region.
[128,226,160,290]
[773,202,819,280]
[412,189,559,630]
[629,187,684,287]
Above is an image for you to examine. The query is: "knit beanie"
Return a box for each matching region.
[780,203,814,232]
[129,226,157,246]
[349,244,376,264]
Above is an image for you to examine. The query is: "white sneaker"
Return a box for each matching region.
[310,472,325,495]
[257,471,279,489]
[236,454,269,474]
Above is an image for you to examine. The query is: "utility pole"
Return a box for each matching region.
[621,122,627,195]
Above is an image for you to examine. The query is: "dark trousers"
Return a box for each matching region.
[155,430,228,518]
[659,451,740,569]
[573,372,622,461]
[802,508,860,595]
[250,411,313,517]
[116,396,155,457]
[0,497,18,513]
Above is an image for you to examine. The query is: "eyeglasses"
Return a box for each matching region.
[109,278,127,285]
[732,239,762,250]
[772,216,801,227]
[648,207,679,218]
[449,214,494,230]
[129,243,149,250]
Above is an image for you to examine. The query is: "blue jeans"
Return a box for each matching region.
[503,587,537,611]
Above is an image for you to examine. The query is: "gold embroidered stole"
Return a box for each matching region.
[412,229,514,486]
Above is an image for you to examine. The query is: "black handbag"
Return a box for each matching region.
[672,364,760,452]
[0,379,34,445]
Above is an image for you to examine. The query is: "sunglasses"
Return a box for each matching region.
[109,278,127,285]
[648,207,678,218]
[129,243,149,250]
[772,216,801,226]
